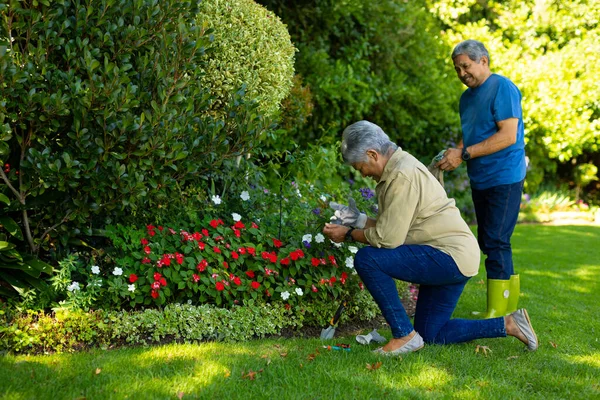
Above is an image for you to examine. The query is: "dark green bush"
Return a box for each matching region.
[0,0,271,260]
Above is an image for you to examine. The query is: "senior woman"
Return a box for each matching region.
[323,121,537,355]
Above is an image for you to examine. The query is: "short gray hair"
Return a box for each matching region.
[341,121,397,164]
[451,39,490,66]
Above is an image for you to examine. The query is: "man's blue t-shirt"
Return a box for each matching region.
[460,74,526,190]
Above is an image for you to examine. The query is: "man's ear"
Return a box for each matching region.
[366,149,378,161]
[481,55,489,66]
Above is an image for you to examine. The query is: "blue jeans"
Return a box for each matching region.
[472,180,524,280]
[354,245,506,344]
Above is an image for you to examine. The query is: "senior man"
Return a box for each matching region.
[323,120,537,355]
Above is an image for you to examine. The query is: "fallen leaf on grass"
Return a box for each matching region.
[242,369,264,380]
[224,370,231,378]
[95,368,102,375]
[475,345,492,356]
[506,356,519,360]
[307,353,316,361]
[273,344,281,349]
[260,354,269,359]
[549,341,558,348]
[177,391,184,399]
[279,352,288,358]
[476,279,485,285]
[366,361,382,371]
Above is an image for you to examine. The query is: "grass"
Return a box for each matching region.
[1,225,599,399]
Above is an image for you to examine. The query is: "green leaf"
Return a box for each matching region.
[0,216,24,240]
[0,193,10,205]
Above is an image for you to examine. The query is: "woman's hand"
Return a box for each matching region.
[323,223,350,243]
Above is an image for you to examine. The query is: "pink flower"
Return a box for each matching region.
[192,274,200,282]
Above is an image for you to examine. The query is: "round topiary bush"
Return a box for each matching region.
[197,0,296,117]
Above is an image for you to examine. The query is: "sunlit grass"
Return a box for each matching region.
[1,225,599,399]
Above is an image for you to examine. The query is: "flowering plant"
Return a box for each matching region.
[103,213,363,308]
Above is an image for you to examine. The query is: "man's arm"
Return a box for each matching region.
[436,118,518,171]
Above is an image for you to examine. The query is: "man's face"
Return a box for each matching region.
[352,151,382,182]
[453,54,490,88]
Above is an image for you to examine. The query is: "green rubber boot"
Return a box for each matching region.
[472,279,511,318]
[505,274,520,314]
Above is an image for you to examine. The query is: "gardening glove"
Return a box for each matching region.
[427,150,446,188]
[329,197,368,228]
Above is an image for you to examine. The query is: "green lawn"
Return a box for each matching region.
[1,225,599,400]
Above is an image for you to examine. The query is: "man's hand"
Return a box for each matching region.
[323,223,350,243]
[436,148,463,171]
[329,197,368,228]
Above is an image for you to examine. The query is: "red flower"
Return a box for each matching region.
[252,222,259,229]
[160,254,171,266]
[233,229,241,238]
[285,303,291,310]
[216,282,225,291]
[311,284,318,292]
[213,246,221,254]
[192,232,202,241]
[153,272,162,281]
[141,238,149,245]
[129,274,138,283]
[144,246,151,254]
[329,276,337,284]
[192,273,200,283]
[234,221,245,229]
[233,277,242,285]
[158,226,164,231]
[175,253,184,265]
[238,247,246,255]
[151,281,161,290]
[359,282,364,290]
[197,260,208,272]
[202,228,209,237]
[223,261,229,269]
[246,247,256,256]
[142,257,151,264]
[245,270,255,278]
[231,251,239,260]
[251,281,260,289]
[272,238,282,248]
[210,219,219,228]
[280,257,290,266]
[225,243,231,249]
[328,255,337,265]
[268,252,278,263]
[160,277,167,287]
[290,249,305,260]
[148,230,156,237]
[341,272,348,284]
[311,257,320,267]
[265,289,271,297]
[320,258,326,265]
[198,242,205,250]
[151,290,159,299]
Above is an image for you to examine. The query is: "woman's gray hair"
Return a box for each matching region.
[451,39,490,66]
[341,121,397,164]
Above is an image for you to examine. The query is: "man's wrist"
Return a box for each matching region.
[345,228,355,242]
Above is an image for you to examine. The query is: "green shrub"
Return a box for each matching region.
[197,0,295,117]
[0,0,271,259]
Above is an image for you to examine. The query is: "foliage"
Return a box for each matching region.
[427,0,600,192]
[256,0,463,159]
[0,0,272,258]
[197,0,295,118]
[0,193,53,298]
[574,163,598,201]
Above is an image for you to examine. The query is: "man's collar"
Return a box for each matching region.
[378,147,403,184]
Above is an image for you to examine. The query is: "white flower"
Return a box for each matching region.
[302,234,313,243]
[296,189,302,198]
[345,256,354,269]
[281,291,290,300]
[320,195,326,202]
[315,233,325,243]
[91,265,100,274]
[348,246,359,254]
[330,240,343,248]
[232,213,242,222]
[211,195,222,205]
[128,284,136,292]
[240,191,250,201]
[67,281,81,292]
[295,287,303,296]
[187,299,193,305]
[113,267,123,276]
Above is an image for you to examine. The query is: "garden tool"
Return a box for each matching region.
[506,274,520,314]
[320,301,347,340]
[472,278,511,318]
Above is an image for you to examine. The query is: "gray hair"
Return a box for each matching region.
[341,121,397,164]
[451,39,490,66]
